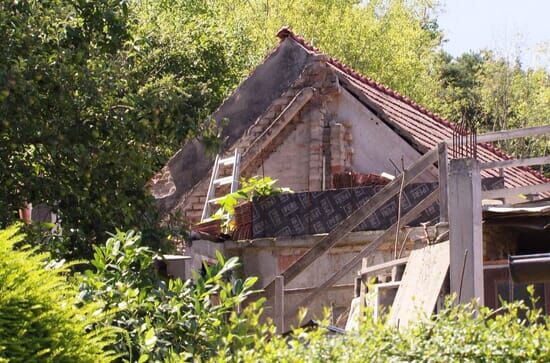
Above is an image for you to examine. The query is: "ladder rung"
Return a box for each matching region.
[219,156,236,166]
[214,176,234,186]
[208,196,225,204]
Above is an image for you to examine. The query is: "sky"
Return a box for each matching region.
[437,0,550,69]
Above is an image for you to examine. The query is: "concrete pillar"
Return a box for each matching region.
[448,158,484,305]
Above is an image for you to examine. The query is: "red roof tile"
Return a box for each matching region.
[277,27,548,188]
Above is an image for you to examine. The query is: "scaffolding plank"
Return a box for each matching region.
[388,241,449,328]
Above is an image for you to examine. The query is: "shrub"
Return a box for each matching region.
[78,230,264,361]
[233,298,550,362]
[0,225,115,362]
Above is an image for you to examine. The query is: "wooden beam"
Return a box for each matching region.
[476,125,550,143]
[444,125,550,145]
[284,188,439,320]
[480,155,550,170]
[262,148,439,299]
[438,142,449,222]
[360,257,409,277]
[482,182,550,199]
[241,87,315,173]
[283,283,353,295]
[274,276,284,334]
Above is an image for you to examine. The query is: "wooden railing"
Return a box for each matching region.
[447,124,550,305]
[264,142,449,331]
[269,123,549,331]
[475,125,550,200]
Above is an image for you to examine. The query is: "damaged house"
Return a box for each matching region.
[151,28,550,330]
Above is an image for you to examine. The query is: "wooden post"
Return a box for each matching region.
[354,275,362,298]
[274,276,285,334]
[448,158,484,305]
[437,142,449,223]
[285,189,439,320]
[263,148,439,299]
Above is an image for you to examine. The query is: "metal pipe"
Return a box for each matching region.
[509,253,550,283]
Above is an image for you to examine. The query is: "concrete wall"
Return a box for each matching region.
[327,89,437,182]
[224,228,427,328]
[185,240,226,279]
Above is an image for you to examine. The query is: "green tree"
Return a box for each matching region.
[0,0,241,257]
[434,49,550,174]
[434,51,487,126]
[78,230,264,361]
[210,0,444,105]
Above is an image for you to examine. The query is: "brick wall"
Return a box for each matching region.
[254,119,311,191]
[173,57,342,224]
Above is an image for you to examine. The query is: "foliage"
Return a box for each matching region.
[206,0,443,106]
[233,298,550,362]
[78,229,264,361]
[0,0,240,258]
[434,50,550,175]
[214,176,291,217]
[0,225,115,362]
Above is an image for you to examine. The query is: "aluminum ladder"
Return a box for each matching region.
[201,149,241,221]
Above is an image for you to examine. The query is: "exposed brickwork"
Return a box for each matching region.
[172,58,342,224]
[306,104,325,190]
[255,118,311,191]
[329,120,353,176]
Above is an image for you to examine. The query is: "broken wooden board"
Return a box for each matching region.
[388,241,450,328]
[345,297,362,332]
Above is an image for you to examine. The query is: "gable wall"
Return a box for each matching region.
[327,89,437,182]
[251,86,439,194]
[178,63,439,223]
[151,38,314,215]
[254,118,311,191]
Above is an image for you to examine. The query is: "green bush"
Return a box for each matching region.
[233,298,550,362]
[0,225,115,362]
[79,230,264,361]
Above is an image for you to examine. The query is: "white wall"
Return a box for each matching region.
[328,89,437,182]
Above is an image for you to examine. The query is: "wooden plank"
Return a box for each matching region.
[274,276,284,334]
[388,241,450,328]
[475,125,550,143]
[241,87,315,173]
[345,297,362,331]
[361,257,409,277]
[262,148,439,300]
[284,188,439,320]
[437,142,449,222]
[482,182,550,199]
[283,283,353,295]
[443,125,550,145]
[480,155,550,170]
